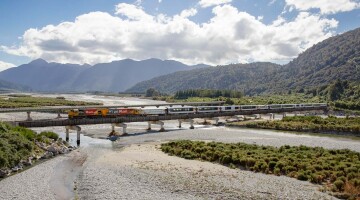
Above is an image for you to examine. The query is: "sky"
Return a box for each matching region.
[0,0,359,71]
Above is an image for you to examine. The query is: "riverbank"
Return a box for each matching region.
[227,116,360,138]
[0,149,86,200]
[77,143,335,200]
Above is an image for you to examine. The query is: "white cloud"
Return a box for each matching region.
[2,3,339,65]
[0,60,16,72]
[198,0,232,8]
[285,0,360,14]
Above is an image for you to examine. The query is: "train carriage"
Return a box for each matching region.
[196,106,221,113]
[220,105,240,112]
[167,106,196,114]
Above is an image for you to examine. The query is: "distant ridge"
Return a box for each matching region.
[0,58,210,92]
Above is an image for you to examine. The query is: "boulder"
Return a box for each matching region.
[0,169,10,178]
[41,151,54,159]
[22,157,32,166]
[47,145,59,155]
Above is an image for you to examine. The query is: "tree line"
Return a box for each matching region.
[174,89,243,99]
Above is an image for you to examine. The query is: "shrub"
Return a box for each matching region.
[333,180,345,191]
[297,171,308,181]
[268,161,277,170]
[37,131,59,141]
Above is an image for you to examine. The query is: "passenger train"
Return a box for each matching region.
[68,103,327,119]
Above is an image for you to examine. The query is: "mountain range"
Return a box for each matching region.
[0,58,208,92]
[127,27,360,95]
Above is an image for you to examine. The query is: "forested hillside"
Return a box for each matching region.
[127,27,360,95]
[126,62,280,94]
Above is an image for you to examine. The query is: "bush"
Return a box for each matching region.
[333,180,345,191]
[37,131,59,141]
[297,171,308,181]
[161,140,360,197]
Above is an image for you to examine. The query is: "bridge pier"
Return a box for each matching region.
[111,123,128,135]
[147,121,165,132]
[269,113,275,120]
[189,119,194,129]
[213,117,220,126]
[66,128,69,142]
[65,126,81,146]
[26,112,32,121]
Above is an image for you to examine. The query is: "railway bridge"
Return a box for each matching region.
[3,103,327,145]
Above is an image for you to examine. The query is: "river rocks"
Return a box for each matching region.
[0,169,10,178]
[0,139,72,180]
[11,164,23,173]
[21,157,33,166]
[41,151,54,159]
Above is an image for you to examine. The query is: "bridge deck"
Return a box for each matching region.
[0,101,225,113]
[15,107,326,128]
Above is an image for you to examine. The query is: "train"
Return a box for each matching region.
[67,103,327,119]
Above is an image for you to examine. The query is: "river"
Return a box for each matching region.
[0,93,358,200]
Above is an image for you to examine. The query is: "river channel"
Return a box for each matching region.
[0,93,359,199]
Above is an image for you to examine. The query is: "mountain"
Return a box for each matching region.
[0,59,89,92]
[0,58,208,92]
[268,27,360,93]
[70,58,206,92]
[0,79,31,92]
[127,27,360,95]
[126,62,281,94]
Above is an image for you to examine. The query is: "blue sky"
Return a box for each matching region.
[0,0,359,70]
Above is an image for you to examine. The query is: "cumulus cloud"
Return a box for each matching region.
[198,0,232,8]
[0,60,16,72]
[2,3,338,65]
[285,0,360,14]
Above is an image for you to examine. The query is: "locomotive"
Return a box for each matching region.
[68,103,327,119]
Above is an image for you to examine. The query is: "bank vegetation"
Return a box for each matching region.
[161,140,360,199]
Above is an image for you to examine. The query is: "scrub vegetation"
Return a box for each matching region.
[0,95,102,108]
[234,116,360,136]
[161,140,360,199]
[0,122,60,169]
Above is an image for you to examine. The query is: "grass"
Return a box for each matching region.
[161,140,360,199]
[232,116,360,136]
[0,96,102,108]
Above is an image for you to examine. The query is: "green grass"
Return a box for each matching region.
[0,96,102,108]
[235,116,360,136]
[161,140,360,199]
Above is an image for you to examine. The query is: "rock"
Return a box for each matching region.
[41,151,54,159]
[11,166,20,172]
[22,158,32,166]
[0,169,10,178]
[59,147,69,154]
[47,146,59,155]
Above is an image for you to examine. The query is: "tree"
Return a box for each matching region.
[145,88,160,97]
